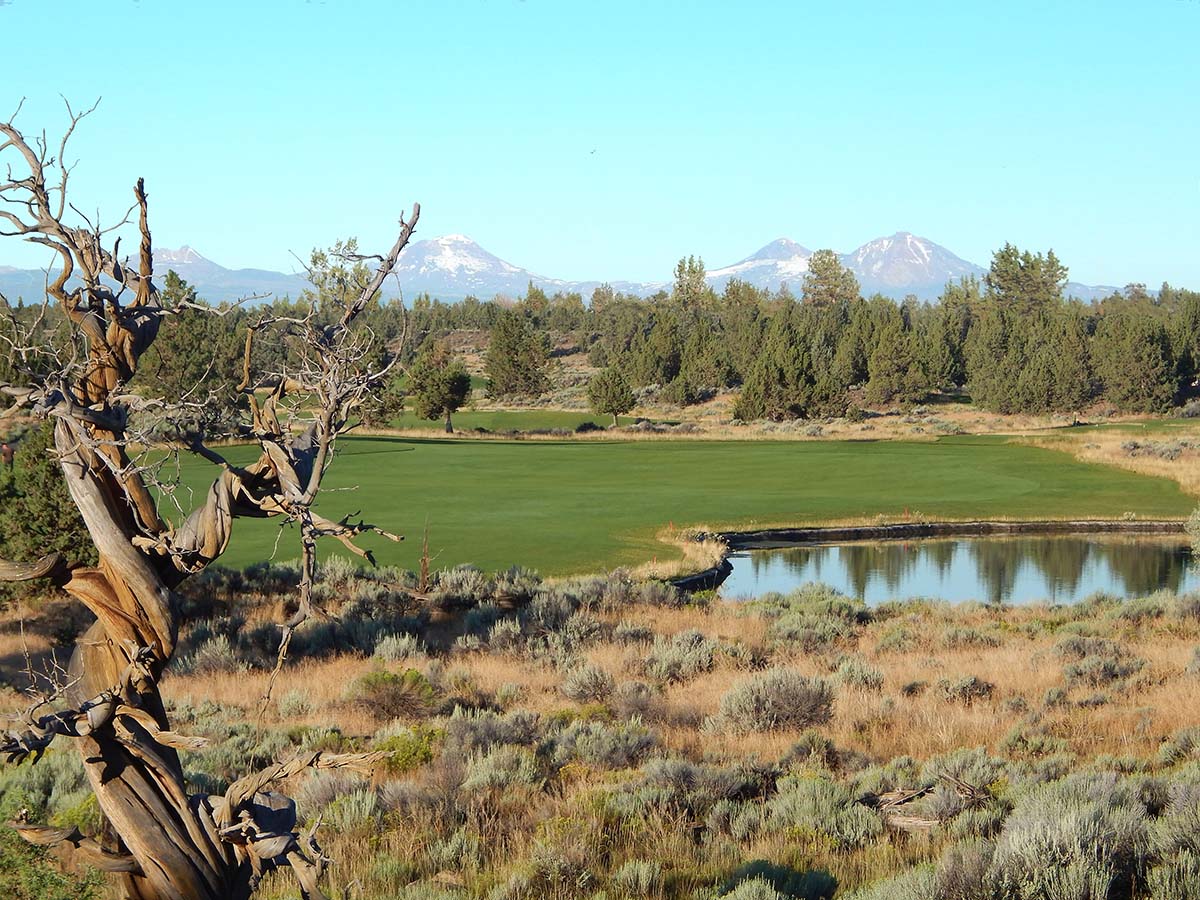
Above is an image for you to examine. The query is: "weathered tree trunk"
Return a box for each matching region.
[1,109,415,899]
[56,423,242,900]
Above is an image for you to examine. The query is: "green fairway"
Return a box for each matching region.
[389,408,635,432]
[170,435,1195,576]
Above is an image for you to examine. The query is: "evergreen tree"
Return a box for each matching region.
[587,367,635,425]
[801,250,859,307]
[485,309,549,398]
[410,339,472,432]
[0,421,96,604]
[985,244,1068,313]
[1092,313,1177,412]
[672,255,709,309]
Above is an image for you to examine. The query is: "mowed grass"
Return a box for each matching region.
[170,435,1196,575]
[388,408,635,432]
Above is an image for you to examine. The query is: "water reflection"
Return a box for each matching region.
[723,536,1200,604]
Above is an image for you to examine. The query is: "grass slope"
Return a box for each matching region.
[178,435,1195,575]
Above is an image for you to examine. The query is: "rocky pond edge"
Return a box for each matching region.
[668,518,1190,593]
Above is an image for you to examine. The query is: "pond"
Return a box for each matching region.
[720,535,1200,604]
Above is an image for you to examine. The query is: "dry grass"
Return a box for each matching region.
[9,577,1200,898]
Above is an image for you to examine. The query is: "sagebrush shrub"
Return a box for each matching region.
[373,633,425,662]
[561,662,615,703]
[349,668,437,720]
[766,776,882,848]
[935,676,994,705]
[714,669,834,733]
[835,656,884,691]
[610,859,662,897]
[643,629,720,683]
[461,746,541,792]
[545,719,656,769]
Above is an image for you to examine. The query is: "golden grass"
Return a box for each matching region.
[10,583,1200,898]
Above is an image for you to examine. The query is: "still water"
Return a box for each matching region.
[721,535,1200,604]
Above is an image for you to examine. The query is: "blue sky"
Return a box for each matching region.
[1,0,1197,287]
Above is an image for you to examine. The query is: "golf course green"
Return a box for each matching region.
[165,435,1196,576]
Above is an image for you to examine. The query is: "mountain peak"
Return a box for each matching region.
[842,233,982,295]
[154,245,208,265]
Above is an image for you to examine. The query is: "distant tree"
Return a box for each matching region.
[1092,313,1177,412]
[411,339,472,432]
[485,309,549,398]
[865,318,924,405]
[587,367,635,425]
[0,420,97,604]
[672,255,708,308]
[801,250,859,307]
[130,271,244,437]
[985,244,1068,313]
[358,374,406,428]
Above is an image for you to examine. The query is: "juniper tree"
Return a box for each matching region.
[587,367,635,426]
[0,104,418,900]
[485,308,548,398]
[410,338,471,433]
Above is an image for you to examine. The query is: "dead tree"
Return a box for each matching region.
[0,102,417,900]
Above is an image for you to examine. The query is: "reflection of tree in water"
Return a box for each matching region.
[1026,538,1091,598]
[968,540,1024,603]
[837,543,923,598]
[1096,539,1190,596]
[763,545,832,585]
[926,541,957,579]
[739,537,1196,603]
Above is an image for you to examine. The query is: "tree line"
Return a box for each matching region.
[5,242,1197,430]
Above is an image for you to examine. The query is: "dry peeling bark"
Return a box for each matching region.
[0,104,415,899]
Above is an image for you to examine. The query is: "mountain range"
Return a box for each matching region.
[0,233,1122,305]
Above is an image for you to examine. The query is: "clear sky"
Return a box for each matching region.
[1,0,1197,287]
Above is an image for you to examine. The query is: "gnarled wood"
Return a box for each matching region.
[1,105,418,900]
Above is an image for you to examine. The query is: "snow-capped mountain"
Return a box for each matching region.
[840,232,984,299]
[706,238,813,291]
[0,233,1132,305]
[391,234,569,298]
[703,233,983,299]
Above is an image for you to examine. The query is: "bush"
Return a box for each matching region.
[987,773,1149,899]
[179,634,246,674]
[0,828,104,900]
[841,868,936,900]
[461,746,541,792]
[942,626,1000,649]
[374,633,426,662]
[545,719,657,769]
[348,668,437,720]
[441,708,541,756]
[1064,654,1145,688]
[610,859,661,897]
[935,675,995,705]
[767,776,883,848]
[714,669,834,733]
[561,663,615,703]
[643,629,720,683]
[374,724,442,774]
[1148,851,1200,900]
[721,861,837,900]
[835,656,884,691]
[720,878,785,900]
[278,689,312,718]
